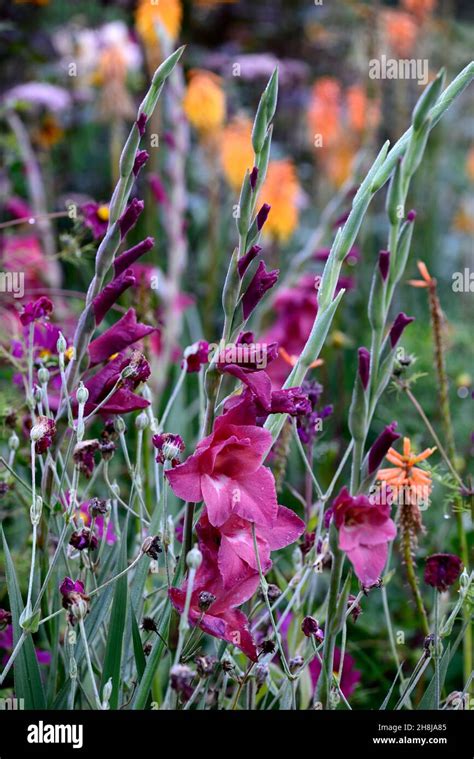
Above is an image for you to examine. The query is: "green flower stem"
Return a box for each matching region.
[314,540,344,708]
[402,527,430,637]
[434,589,441,709]
[78,617,102,709]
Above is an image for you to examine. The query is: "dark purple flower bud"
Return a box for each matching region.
[368,422,400,474]
[92,269,136,325]
[198,591,216,611]
[249,166,259,190]
[242,261,279,319]
[119,198,144,239]
[424,553,463,592]
[114,237,154,277]
[195,655,217,678]
[89,497,108,517]
[301,616,320,638]
[256,203,271,231]
[20,296,53,326]
[149,174,168,205]
[378,250,390,282]
[406,209,417,222]
[183,340,209,373]
[133,150,149,177]
[389,312,415,348]
[238,244,262,278]
[141,616,158,633]
[59,577,85,598]
[0,608,12,631]
[324,507,333,528]
[358,347,371,391]
[153,432,185,467]
[30,415,56,454]
[300,531,315,556]
[69,528,98,552]
[347,594,362,622]
[89,307,155,365]
[136,112,147,137]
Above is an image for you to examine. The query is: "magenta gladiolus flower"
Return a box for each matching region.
[166,408,277,528]
[92,269,136,325]
[0,609,12,631]
[256,203,271,231]
[149,174,169,205]
[333,487,396,586]
[378,250,390,282]
[88,308,155,366]
[238,245,262,278]
[198,505,304,588]
[133,149,149,177]
[20,296,53,326]
[80,353,150,416]
[389,313,415,348]
[242,261,279,320]
[424,553,463,592]
[59,577,85,597]
[169,515,259,660]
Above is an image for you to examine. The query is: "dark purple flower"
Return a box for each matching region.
[250,166,259,190]
[152,433,185,467]
[242,261,279,319]
[406,209,417,222]
[59,577,85,597]
[347,594,363,622]
[20,296,53,326]
[120,350,150,384]
[92,269,136,325]
[296,379,332,445]
[133,150,149,177]
[256,203,271,231]
[389,313,415,348]
[73,440,100,478]
[238,245,262,278]
[79,354,150,416]
[368,422,400,475]
[31,415,56,454]
[301,616,321,638]
[114,237,154,277]
[136,113,147,136]
[119,198,145,239]
[81,202,109,238]
[69,528,98,552]
[183,340,209,373]
[300,531,315,556]
[88,308,155,366]
[378,250,390,282]
[358,347,371,391]
[270,387,311,416]
[424,553,463,592]
[149,174,169,205]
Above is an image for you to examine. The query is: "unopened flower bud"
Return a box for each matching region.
[37,367,50,385]
[76,382,89,406]
[8,432,19,451]
[114,416,126,435]
[101,677,113,710]
[186,546,202,570]
[33,385,42,404]
[56,332,67,354]
[30,495,43,525]
[135,412,149,431]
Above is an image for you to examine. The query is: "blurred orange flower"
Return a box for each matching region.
[135,0,182,46]
[307,77,342,148]
[401,0,436,21]
[219,116,254,192]
[346,84,381,135]
[259,159,301,243]
[466,147,474,181]
[377,437,436,505]
[382,10,418,57]
[183,70,226,135]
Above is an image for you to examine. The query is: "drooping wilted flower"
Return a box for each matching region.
[20,296,53,326]
[30,415,56,454]
[69,528,98,552]
[59,577,90,625]
[170,664,195,702]
[73,440,100,478]
[142,535,162,560]
[424,553,463,592]
[183,340,209,373]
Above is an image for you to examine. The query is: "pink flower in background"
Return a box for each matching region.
[0,625,50,666]
[310,647,361,698]
[167,407,277,528]
[333,487,396,586]
[81,202,109,239]
[79,501,116,545]
[19,296,53,326]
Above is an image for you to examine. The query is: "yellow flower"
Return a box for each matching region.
[183,70,226,135]
[135,0,182,46]
[258,159,300,243]
[219,116,253,192]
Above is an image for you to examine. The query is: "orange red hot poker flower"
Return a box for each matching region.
[377,437,436,505]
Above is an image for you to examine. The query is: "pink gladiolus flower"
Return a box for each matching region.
[310,647,361,698]
[333,487,396,586]
[166,408,278,528]
[169,515,259,660]
[199,504,304,588]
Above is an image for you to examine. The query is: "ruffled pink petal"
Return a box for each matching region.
[231,467,278,527]
[258,505,305,550]
[348,542,388,586]
[166,455,203,503]
[201,473,234,527]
